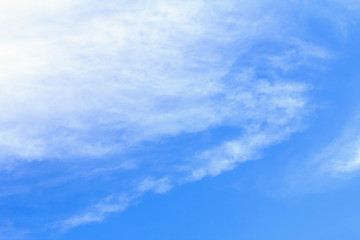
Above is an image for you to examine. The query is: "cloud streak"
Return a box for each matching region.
[319,116,360,175]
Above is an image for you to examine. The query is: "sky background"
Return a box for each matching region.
[1,0,360,239]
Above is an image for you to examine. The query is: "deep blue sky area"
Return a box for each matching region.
[1,1,360,239]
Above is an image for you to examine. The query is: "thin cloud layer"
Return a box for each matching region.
[0,0,336,237]
[0,0,278,161]
[319,117,360,175]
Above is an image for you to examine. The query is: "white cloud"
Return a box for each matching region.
[56,73,310,231]
[58,194,133,230]
[137,177,172,194]
[58,175,172,230]
[319,117,360,175]
[0,0,333,235]
[56,74,310,229]
[282,115,360,195]
[184,78,308,181]
[0,0,282,162]
[268,40,332,71]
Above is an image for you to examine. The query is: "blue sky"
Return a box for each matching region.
[1,0,360,239]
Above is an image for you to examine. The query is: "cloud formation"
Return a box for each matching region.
[319,116,360,175]
[0,0,276,162]
[0,0,335,236]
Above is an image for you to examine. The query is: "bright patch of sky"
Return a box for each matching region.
[1,0,360,239]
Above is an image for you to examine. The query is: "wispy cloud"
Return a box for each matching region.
[57,176,172,230]
[319,117,360,175]
[0,220,28,240]
[0,0,278,162]
[184,78,308,181]
[281,115,360,196]
[0,0,335,237]
[57,194,134,230]
[57,70,311,230]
